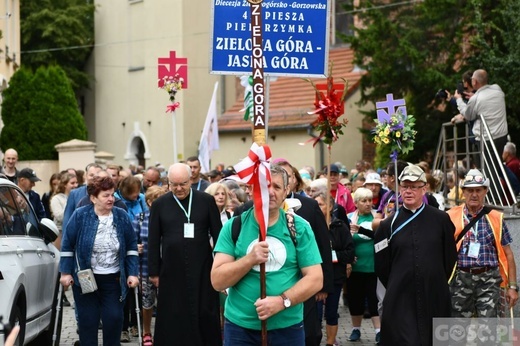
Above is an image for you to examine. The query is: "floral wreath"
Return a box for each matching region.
[159,74,184,113]
[305,69,349,146]
[373,111,417,157]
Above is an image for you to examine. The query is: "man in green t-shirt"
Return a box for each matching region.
[211,164,323,345]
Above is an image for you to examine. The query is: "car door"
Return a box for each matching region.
[5,187,57,326]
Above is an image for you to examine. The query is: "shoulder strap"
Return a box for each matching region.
[285,212,297,246]
[455,206,491,243]
[232,212,298,246]
[232,215,242,244]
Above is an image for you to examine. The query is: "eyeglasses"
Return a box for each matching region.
[399,184,426,191]
[464,175,485,183]
[168,180,189,188]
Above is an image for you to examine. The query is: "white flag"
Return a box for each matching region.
[198,82,220,173]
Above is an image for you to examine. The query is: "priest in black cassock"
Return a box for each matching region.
[374,165,457,346]
[148,163,223,346]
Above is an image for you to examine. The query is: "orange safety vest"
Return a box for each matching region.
[447,205,509,287]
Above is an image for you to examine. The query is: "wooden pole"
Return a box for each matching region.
[172,111,178,163]
[248,1,268,344]
[326,146,331,225]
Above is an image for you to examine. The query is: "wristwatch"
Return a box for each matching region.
[281,293,291,309]
[509,284,519,292]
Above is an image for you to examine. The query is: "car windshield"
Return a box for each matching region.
[0,186,41,237]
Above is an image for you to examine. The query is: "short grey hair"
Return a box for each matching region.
[353,187,373,202]
[504,142,516,156]
[271,164,289,189]
[312,191,334,211]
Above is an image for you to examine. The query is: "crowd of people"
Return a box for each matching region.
[1,132,519,346]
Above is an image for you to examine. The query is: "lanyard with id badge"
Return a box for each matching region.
[330,241,338,263]
[374,204,425,253]
[173,190,194,238]
[462,214,480,258]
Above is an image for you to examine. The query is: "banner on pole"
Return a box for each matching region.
[198,82,220,173]
[210,0,330,77]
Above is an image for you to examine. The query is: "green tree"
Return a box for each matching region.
[0,66,88,160]
[467,0,520,139]
[346,0,520,167]
[20,0,95,91]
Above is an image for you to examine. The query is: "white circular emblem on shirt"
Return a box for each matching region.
[248,236,287,272]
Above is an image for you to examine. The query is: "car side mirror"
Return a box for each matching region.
[39,218,59,243]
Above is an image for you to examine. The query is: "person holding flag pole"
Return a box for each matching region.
[211,157,323,345]
[211,0,322,345]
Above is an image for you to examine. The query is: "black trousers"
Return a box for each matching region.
[304,297,322,346]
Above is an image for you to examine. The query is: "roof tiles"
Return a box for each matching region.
[219,47,364,132]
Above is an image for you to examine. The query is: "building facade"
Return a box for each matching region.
[0,0,20,132]
[85,0,372,172]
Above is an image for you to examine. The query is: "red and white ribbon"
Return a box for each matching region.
[234,143,272,240]
[165,102,180,113]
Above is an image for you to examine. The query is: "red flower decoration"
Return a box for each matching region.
[306,70,349,146]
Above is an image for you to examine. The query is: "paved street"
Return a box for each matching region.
[59,290,379,346]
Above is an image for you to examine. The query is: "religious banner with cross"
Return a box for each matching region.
[372,93,417,210]
[157,50,189,163]
[158,51,189,89]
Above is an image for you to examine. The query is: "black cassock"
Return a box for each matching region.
[374,204,457,346]
[148,190,222,346]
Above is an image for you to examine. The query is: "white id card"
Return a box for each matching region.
[374,239,389,253]
[331,250,338,263]
[467,242,480,258]
[184,223,194,238]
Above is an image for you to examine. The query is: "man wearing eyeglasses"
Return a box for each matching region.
[447,169,518,319]
[148,163,223,345]
[374,165,457,346]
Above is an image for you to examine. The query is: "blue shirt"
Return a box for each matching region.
[132,211,150,278]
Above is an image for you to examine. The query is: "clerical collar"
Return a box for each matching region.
[403,203,424,213]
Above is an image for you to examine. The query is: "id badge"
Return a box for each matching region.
[184,223,194,238]
[374,239,389,253]
[331,250,338,263]
[467,241,480,258]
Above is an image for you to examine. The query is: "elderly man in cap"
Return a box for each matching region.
[17,168,46,220]
[363,172,387,210]
[374,165,457,346]
[447,168,518,318]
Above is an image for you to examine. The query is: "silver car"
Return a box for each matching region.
[0,179,60,345]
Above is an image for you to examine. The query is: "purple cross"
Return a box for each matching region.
[376,93,407,122]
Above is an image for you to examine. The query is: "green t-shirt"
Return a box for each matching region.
[214,208,322,330]
[348,212,375,273]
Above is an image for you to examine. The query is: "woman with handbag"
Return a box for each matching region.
[59,175,139,346]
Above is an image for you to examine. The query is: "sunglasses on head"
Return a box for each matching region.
[464,175,485,183]
[399,171,424,180]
